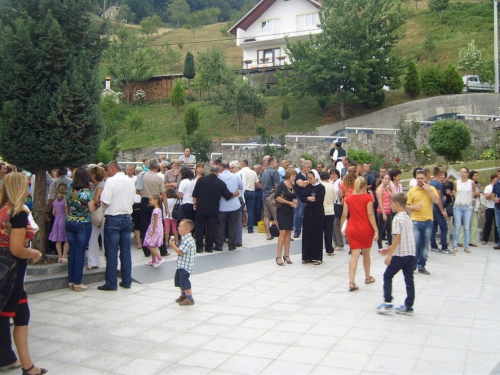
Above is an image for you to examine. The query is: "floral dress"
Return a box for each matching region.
[143,208,164,247]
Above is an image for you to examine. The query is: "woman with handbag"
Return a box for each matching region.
[274,169,298,265]
[0,172,47,375]
[86,165,105,270]
[342,177,378,291]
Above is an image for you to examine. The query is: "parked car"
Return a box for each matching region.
[420,113,465,127]
[323,128,374,143]
[462,75,494,92]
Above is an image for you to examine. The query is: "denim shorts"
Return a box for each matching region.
[174,269,191,290]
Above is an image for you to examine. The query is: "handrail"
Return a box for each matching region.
[220,143,282,150]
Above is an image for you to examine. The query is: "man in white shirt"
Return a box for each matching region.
[278,159,288,181]
[230,160,246,246]
[98,161,135,291]
[240,160,259,233]
[178,148,196,164]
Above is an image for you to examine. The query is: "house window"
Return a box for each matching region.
[297,13,319,31]
[261,19,280,34]
[258,48,281,65]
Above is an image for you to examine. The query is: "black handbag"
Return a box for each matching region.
[445,205,453,217]
[0,248,18,312]
[172,199,185,221]
[334,203,343,219]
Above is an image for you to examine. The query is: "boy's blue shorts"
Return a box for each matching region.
[174,269,191,290]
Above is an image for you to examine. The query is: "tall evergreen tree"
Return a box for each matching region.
[171,81,186,110]
[404,61,422,98]
[183,51,196,91]
[0,0,106,251]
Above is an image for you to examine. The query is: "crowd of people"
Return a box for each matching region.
[2,144,500,372]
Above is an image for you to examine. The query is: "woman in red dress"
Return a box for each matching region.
[341,177,378,291]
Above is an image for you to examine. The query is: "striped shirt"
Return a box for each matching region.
[391,212,415,257]
[177,233,196,273]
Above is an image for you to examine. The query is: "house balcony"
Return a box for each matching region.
[236,28,321,48]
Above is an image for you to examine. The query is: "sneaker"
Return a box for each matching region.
[175,295,187,303]
[153,258,165,267]
[395,305,414,315]
[145,261,155,266]
[179,298,194,306]
[376,302,394,315]
[430,247,440,252]
[418,268,431,275]
[440,248,456,256]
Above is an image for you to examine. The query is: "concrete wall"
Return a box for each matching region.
[315,94,500,136]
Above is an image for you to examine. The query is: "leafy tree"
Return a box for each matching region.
[282,0,409,119]
[184,106,200,136]
[155,45,180,73]
[168,0,190,28]
[420,65,442,95]
[120,0,155,22]
[140,15,162,39]
[103,27,156,106]
[395,117,420,162]
[477,58,495,84]
[183,51,196,91]
[170,80,186,110]
[126,110,144,133]
[215,79,267,132]
[428,120,471,168]
[185,11,204,37]
[458,40,483,90]
[117,4,136,23]
[440,64,463,95]
[281,102,290,127]
[404,61,421,98]
[197,46,233,98]
[181,132,214,163]
[428,0,449,22]
[0,0,106,252]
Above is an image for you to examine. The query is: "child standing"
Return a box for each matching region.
[165,187,179,246]
[169,219,196,306]
[376,193,416,315]
[49,183,69,263]
[143,194,165,267]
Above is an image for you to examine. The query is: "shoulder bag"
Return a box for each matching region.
[172,198,185,221]
[91,206,104,228]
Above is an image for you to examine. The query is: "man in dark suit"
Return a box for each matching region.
[192,167,238,253]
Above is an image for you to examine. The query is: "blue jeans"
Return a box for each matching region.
[494,207,500,245]
[66,221,92,285]
[431,207,448,250]
[413,220,433,270]
[244,190,257,231]
[383,255,415,308]
[103,214,132,289]
[254,191,263,225]
[453,205,472,247]
[293,198,305,235]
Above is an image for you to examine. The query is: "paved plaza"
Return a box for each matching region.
[7,233,500,375]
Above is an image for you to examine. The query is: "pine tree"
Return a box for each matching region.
[170,81,186,110]
[441,64,464,95]
[183,51,196,91]
[404,61,422,98]
[281,102,290,127]
[184,106,200,136]
[0,0,106,252]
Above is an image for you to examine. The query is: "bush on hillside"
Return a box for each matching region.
[440,64,464,94]
[420,65,442,95]
[404,61,421,98]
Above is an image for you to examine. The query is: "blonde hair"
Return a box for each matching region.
[342,166,358,187]
[56,183,68,201]
[149,194,161,208]
[354,176,367,194]
[0,172,28,215]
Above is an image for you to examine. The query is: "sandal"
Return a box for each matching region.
[482,241,487,245]
[464,248,471,253]
[276,257,285,266]
[22,364,48,375]
[349,282,359,291]
[452,247,458,252]
[313,260,322,265]
[365,276,375,284]
[301,260,311,264]
[283,256,293,264]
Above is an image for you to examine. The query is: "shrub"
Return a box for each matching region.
[300,153,318,169]
[440,64,463,94]
[133,89,147,104]
[420,65,442,95]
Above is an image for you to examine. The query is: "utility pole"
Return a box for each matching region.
[103,0,106,16]
[495,0,499,93]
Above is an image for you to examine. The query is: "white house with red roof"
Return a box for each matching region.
[229,0,322,70]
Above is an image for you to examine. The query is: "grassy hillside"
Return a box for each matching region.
[100,0,496,150]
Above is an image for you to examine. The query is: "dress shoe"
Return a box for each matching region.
[213,247,222,251]
[119,282,131,289]
[205,249,213,253]
[494,245,500,249]
[97,284,117,291]
[248,230,254,233]
[196,249,204,253]
[228,246,236,251]
[293,233,300,238]
[236,243,242,247]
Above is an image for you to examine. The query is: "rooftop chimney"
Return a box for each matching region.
[105,76,111,90]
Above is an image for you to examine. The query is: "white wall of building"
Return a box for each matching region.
[235,0,321,69]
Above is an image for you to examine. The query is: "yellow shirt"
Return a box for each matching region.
[407,186,437,222]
